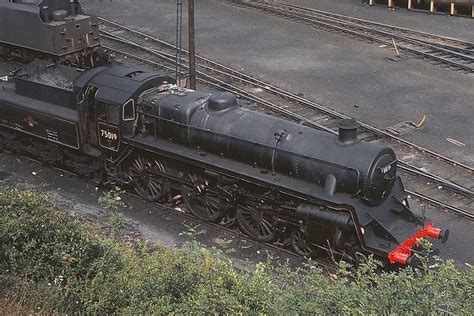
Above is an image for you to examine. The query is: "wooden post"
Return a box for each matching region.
[408,0,412,10]
[450,3,456,15]
[388,0,394,8]
[430,1,436,13]
[369,0,374,6]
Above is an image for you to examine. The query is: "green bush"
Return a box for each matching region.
[0,184,472,314]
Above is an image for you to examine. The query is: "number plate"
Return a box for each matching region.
[97,122,121,151]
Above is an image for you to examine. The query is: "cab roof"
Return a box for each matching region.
[74,66,175,105]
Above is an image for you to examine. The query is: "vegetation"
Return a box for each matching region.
[0,184,473,314]
[98,186,126,211]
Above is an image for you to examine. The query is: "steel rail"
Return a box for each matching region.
[398,163,473,196]
[273,3,474,60]
[101,34,336,133]
[272,2,474,54]
[101,41,473,220]
[104,35,473,200]
[98,17,474,173]
[407,190,474,220]
[237,1,474,72]
[99,20,473,215]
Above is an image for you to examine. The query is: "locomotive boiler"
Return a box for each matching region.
[146,91,397,205]
[0,64,449,266]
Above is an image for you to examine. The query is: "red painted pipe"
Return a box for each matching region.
[390,251,410,265]
[388,222,449,265]
[426,226,442,239]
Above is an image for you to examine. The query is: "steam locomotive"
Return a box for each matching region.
[0,0,101,66]
[0,63,449,266]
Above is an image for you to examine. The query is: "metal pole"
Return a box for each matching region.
[188,0,196,90]
[175,0,183,85]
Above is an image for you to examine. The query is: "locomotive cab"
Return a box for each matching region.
[73,66,174,153]
[88,88,123,152]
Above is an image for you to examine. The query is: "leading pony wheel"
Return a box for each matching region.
[290,228,317,257]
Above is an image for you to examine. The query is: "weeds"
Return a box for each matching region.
[108,213,127,234]
[179,224,206,239]
[98,187,126,211]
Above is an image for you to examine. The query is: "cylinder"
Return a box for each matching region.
[295,204,353,230]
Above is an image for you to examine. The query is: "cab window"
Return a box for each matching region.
[95,101,120,125]
[123,99,135,121]
[95,101,108,120]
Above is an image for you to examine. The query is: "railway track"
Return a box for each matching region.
[147,198,340,273]
[228,0,474,74]
[97,18,473,220]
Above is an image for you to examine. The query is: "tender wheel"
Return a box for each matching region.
[128,155,166,202]
[236,200,275,242]
[290,227,317,257]
[181,174,224,222]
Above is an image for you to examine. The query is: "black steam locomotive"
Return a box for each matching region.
[0,63,448,266]
[0,0,101,66]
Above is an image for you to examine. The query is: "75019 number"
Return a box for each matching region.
[100,129,118,141]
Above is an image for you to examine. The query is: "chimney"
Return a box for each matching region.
[336,118,360,146]
[40,6,50,23]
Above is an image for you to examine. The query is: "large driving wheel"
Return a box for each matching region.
[236,200,275,242]
[181,174,224,222]
[128,155,166,202]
